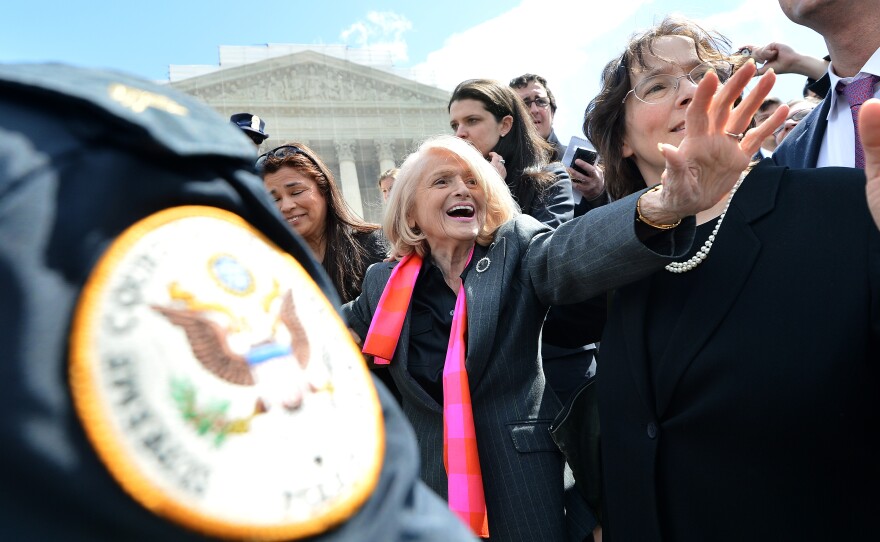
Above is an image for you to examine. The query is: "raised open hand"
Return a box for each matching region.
[639,61,788,225]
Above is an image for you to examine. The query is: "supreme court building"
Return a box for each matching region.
[168,45,452,223]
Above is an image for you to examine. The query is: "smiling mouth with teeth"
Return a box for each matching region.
[447,205,475,218]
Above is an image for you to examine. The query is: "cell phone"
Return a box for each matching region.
[562,136,598,177]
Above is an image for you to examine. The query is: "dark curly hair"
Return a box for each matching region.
[508,73,558,114]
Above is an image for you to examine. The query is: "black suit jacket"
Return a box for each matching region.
[598,162,880,542]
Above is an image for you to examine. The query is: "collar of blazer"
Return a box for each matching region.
[619,164,783,418]
[381,235,510,409]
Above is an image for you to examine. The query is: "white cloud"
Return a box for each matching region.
[699,0,827,101]
[340,11,413,63]
[407,0,663,140]
[410,0,828,142]
[413,0,651,87]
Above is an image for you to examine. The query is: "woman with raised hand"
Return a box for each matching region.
[580,17,880,541]
[342,50,774,539]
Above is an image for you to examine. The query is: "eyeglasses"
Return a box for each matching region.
[773,108,813,136]
[256,145,321,170]
[522,97,551,109]
[622,61,735,104]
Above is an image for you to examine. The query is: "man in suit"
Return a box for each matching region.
[509,73,607,214]
[0,63,475,542]
[772,0,880,168]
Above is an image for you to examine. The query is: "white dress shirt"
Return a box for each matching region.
[817,47,880,167]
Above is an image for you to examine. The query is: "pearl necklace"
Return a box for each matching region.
[665,173,746,274]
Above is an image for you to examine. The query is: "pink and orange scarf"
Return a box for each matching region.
[362,251,489,538]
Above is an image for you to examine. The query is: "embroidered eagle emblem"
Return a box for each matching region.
[153,289,328,414]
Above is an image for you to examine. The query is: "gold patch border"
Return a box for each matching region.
[69,205,385,541]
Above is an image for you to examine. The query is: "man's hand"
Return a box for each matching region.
[738,41,829,79]
[567,160,605,200]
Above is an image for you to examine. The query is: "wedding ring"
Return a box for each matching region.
[499,158,506,164]
[725,131,744,141]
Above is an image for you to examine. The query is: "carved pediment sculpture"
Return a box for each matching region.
[170,50,450,107]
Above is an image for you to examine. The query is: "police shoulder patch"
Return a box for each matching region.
[69,206,384,540]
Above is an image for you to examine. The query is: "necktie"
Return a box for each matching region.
[837,75,880,168]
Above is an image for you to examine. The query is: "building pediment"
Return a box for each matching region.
[169,49,450,107]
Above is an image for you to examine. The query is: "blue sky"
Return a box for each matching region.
[1,0,518,81]
[1,0,828,140]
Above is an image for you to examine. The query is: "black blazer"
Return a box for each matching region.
[598,162,880,541]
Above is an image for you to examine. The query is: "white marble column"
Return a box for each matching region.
[375,140,396,173]
[334,139,364,218]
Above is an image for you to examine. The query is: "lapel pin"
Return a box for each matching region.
[475,256,491,273]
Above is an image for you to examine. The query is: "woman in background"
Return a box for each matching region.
[259,143,386,304]
[378,167,398,204]
[448,78,573,228]
[260,143,399,403]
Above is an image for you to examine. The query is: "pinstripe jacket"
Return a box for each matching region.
[343,191,693,541]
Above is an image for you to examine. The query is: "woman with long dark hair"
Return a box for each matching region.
[448,78,573,227]
[259,143,385,303]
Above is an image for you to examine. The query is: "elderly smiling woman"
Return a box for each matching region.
[343,59,774,539]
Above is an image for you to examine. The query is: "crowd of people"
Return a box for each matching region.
[244,4,880,541]
[246,4,880,540]
[5,0,880,541]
